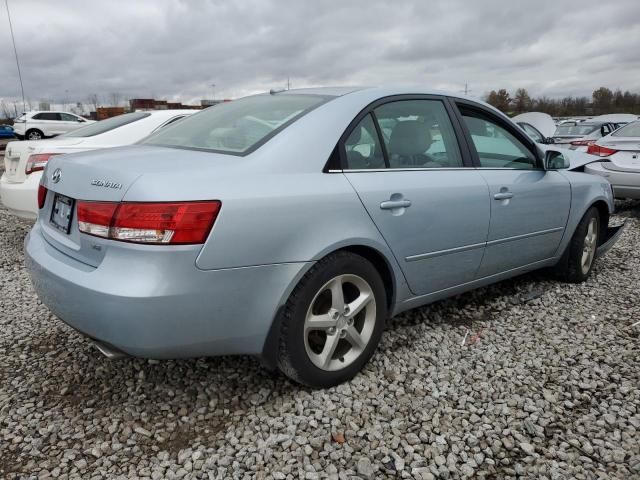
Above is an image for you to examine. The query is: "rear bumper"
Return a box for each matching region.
[0,172,41,219]
[25,222,310,358]
[584,162,640,199]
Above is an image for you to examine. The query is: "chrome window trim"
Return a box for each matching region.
[339,167,539,173]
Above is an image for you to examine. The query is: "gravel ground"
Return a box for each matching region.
[1,163,639,478]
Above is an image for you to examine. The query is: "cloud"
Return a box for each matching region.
[1,0,639,106]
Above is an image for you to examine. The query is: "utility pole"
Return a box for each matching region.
[210,83,216,102]
[4,0,26,114]
[287,76,291,90]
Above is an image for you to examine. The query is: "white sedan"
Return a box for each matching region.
[1,109,198,219]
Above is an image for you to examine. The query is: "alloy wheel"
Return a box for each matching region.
[28,131,42,140]
[581,217,598,275]
[303,274,376,371]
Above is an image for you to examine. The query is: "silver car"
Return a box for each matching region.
[26,87,625,387]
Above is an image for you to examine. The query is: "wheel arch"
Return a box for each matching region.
[590,199,609,246]
[260,241,402,370]
[26,128,44,138]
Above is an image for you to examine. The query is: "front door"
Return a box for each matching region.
[342,98,490,296]
[457,107,571,277]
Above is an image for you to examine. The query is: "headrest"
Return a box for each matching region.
[388,121,432,157]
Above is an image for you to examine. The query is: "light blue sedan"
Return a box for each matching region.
[26,87,625,387]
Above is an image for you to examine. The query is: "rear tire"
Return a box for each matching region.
[276,251,387,388]
[26,129,44,140]
[555,207,600,283]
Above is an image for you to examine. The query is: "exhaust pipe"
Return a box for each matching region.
[92,340,128,359]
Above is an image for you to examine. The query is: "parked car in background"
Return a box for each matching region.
[513,112,557,145]
[0,125,15,139]
[25,87,624,388]
[552,121,618,151]
[591,113,638,130]
[1,109,197,218]
[12,111,95,140]
[578,121,640,199]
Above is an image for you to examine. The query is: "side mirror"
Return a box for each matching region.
[545,137,555,145]
[544,150,569,170]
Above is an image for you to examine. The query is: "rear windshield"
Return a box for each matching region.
[612,121,640,137]
[554,124,599,136]
[62,112,150,138]
[142,94,330,155]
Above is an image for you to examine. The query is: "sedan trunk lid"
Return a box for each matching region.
[39,145,241,267]
[3,137,85,183]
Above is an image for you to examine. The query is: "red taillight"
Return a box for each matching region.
[25,153,60,175]
[570,139,595,147]
[77,201,221,245]
[586,144,618,157]
[37,185,48,209]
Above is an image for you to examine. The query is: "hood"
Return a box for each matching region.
[512,112,556,138]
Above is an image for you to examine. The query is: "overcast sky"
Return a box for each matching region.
[1,0,639,107]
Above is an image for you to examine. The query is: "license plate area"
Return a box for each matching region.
[50,193,75,234]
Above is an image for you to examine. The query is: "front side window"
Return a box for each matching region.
[374,100,462,168]
[612,120,640,137]
[63,112,151,138]
[343,114,385,169]
[60,113,79,122]
[461,112,537,169]
[142,94,330,155]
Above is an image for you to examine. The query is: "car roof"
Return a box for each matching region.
[276,86,476,102]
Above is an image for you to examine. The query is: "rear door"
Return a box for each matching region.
[454,101,571,277]
[342,96,490,296]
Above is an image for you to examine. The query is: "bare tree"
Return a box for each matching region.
[107,92,121,107]
[0,100,13,119]
[87,93,100,112]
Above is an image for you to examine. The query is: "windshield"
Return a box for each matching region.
[554,124,600,136]
[612,121,640,138]
[142,94,330,155]
[62,112,150,138]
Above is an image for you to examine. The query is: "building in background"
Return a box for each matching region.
[129,98,205,111]
[96,107,126,120]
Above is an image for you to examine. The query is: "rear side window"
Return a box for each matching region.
[33,112,61,121]
[142,94,330,155]
[63,112,151,138]
[461,111,537,169]
[612,121,640,137]
[374,100,463,169]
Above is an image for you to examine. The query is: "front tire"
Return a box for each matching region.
[277,251,387,388]
[555,207,600,283]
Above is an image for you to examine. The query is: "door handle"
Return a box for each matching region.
[493,192,514,200]
[380,199,412,210]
